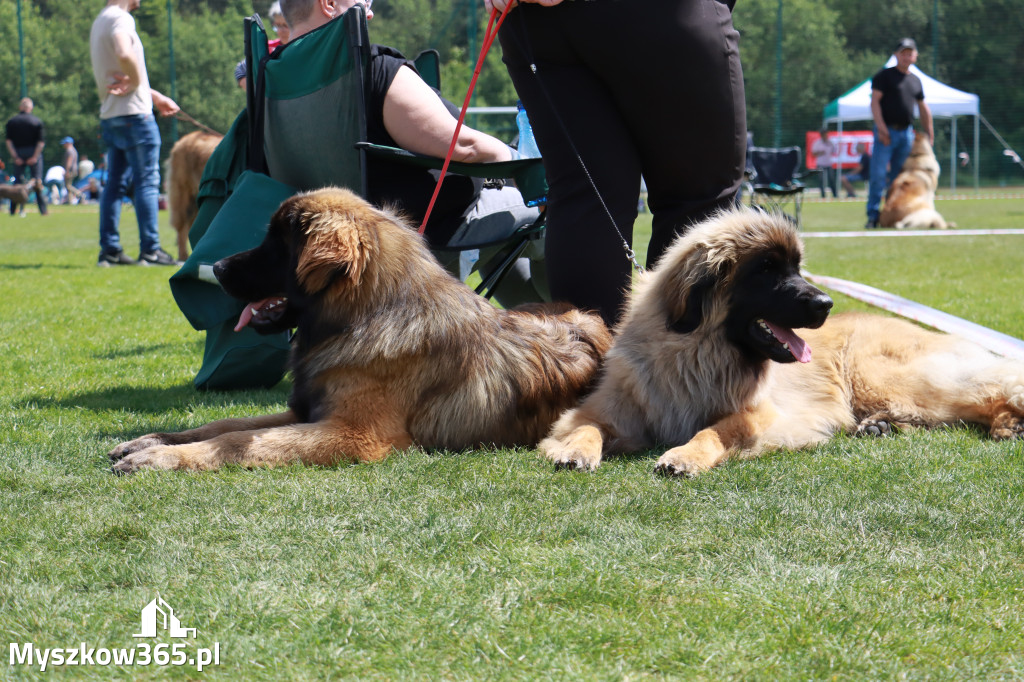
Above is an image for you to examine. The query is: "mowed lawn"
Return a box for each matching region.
[1,197,1023,680]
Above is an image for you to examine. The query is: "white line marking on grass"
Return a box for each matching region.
[803,229,1024,238]
[803,272,1024,361]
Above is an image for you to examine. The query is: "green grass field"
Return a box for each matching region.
[1,198,1023,679]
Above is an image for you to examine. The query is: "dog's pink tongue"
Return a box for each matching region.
[766,321,812,363]
[234,300,271,332]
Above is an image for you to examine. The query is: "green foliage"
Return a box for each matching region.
[1,1,1022,184]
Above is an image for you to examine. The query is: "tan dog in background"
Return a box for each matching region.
[0,178,43,216]
[110,188,611,473]
[540,208,1024,477]
[880,132,954,229]
[167,131,222,261]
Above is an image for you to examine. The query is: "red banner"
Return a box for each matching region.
[806,131,873,170]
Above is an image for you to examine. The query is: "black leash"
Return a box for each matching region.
[174,109,223,137]
[507,9,643,274]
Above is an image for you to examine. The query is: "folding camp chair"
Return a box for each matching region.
[170,6,547,390]
[747,146,817,228]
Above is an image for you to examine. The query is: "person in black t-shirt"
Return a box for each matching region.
[865,38,933,228]
[278,0,548,305]
[4,97,48,216]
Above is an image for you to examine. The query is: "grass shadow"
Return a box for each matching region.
[0,263,81,271]
[92,343,186,360]
[18,383,290,416]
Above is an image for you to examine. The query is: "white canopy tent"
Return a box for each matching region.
[823,57,980,191]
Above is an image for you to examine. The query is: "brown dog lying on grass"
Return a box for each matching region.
[110,187,611,473]
[540,208,1024,477]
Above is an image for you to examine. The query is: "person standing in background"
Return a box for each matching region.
[811,126,837,198]
[5,97,49,217]
[865,37,933,228]
[90,0,181,266]
[487,0,746,326]
[59,137,81,204]
[267,1,292,50]
[841,142,871,198]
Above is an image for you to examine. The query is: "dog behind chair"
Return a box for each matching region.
[167,131,223,261]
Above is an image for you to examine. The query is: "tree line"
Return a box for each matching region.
[1,0,1021,183]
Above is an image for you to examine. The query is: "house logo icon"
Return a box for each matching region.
[133,597,197,638]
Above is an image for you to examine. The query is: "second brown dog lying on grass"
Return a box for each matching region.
[110,187,611,473]
[541,208,1023,477]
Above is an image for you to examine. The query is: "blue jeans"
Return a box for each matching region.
[866,126,915,222]
[99,113,163,254]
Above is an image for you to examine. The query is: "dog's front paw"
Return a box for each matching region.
[109,434,170,462]
[111,446,188,475]
[538,436,602,472]
[653,449,706,478]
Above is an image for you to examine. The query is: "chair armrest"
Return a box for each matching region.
[356,142,547,205]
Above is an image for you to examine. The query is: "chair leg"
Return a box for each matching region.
[475,237,532,300]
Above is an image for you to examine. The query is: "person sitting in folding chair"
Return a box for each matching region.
[280,0,547,305]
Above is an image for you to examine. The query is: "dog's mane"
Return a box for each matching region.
[602,209,801,445]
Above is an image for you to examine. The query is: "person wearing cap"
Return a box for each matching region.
[59,136,81,204]
[865,37,933,228]
[234,59,247,90]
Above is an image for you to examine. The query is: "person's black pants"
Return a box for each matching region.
[498,0,746,324]
[9,146,48,215]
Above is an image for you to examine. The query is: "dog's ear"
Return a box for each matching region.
[667,272,716,334]
[294,206,370,294]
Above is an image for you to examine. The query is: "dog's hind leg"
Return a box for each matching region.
[109,410,299,462]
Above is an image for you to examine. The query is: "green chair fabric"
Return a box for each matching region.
[259,12,369,194]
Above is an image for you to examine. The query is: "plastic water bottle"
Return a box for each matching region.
[458,249,480,281]
[515,101,541,159]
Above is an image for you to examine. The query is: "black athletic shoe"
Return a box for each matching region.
[138,248,179,266]
[97,249,137,267]
[865,219,880,229]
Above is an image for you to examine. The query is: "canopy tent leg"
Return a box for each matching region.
[973,114,980,193]
[951,117,957,192]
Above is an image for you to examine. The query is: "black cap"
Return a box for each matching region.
[895,38,917,53]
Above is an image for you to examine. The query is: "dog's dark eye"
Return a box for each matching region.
[760,256,779,272]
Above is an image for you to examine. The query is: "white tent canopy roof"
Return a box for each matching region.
[823,57,979,122]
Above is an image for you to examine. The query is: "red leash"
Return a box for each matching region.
[418,5,512,234]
